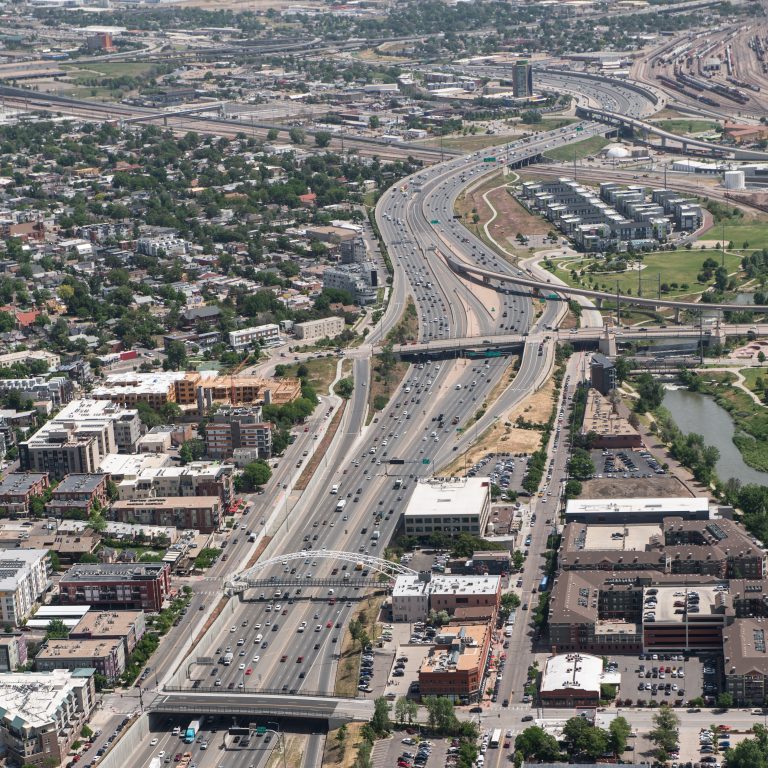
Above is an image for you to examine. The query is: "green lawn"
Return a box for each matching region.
[551,249,743,298]
[652,119,720,135]
[717,222,768,251]
[63,62,156,78]
[544,136,610,162]
[740,367,768,395]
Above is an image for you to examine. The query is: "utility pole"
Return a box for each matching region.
[616,280,621,326]
[721,220,726,268]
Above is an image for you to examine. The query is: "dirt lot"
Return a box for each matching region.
[323,723,367,768]
[443,375,555,474]
[580,475,695,498]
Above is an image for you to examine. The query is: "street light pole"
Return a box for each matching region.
[267,721,287,768]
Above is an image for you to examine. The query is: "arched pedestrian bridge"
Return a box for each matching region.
[225,550,416,595]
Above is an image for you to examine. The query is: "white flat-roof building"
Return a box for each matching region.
[0,548,51,624]
[565,497,710,524]
[392,573,501,622]
[403,478,491,537]
[294,316,345,342]
[98,451,172,482]
[540,652,606,707]
[0,668,96,767]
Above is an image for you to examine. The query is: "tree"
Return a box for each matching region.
[314,131,332,148]
[759,351,766,365]
[335,723,347,757]
[563,717,609,760]
[235,461,272,492]
[370,697,390,736]
[636,372,665,412]
[614,355,632,383]
[514,726,561,762]
[726,738,768,768]
[564,479,582,499]
[335,377,354,399]
[423,696,459,733]
[369,115,380,129]
[266,128,279,141]
[716,692,734,709]
[568,448,595,481]
[179,439,205,464]
[289,126,305,145]
[45,618,69,640]
[649,705,679,757]
[609,716,632,756]
[165,339,187,371]
[88,509,107,532]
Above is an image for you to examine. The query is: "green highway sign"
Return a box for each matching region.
[422,458,430,465]
[256,727,267,735]
[576,126,584,132]
[483,157,497,162]
[430,219,440,224]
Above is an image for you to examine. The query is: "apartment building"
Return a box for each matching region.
[0,472,50,515]
[58,562,171,611]
[36,638,126,681]
[323,264,377,305]
[723,618,768,705]
[228,324,281,350]
[116,462,234,507]
[110,496,221,533]
[0,549,51,625]
[19,400,141,478]
[0,669,96,768]
[294,316,345,342]
[46,473,109,518]
[0,632,27,671]
[70,610,145,655]
[0,376,74,407]
[204,406,273,460]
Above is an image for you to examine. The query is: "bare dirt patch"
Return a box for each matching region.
[324,723,367,768]
[485,184,550,250]
[443,375,555,475]
[580,475,694,499]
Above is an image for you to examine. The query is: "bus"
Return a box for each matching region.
[539,575,550,593]
[490,729,502,748]
[335,499,347,513]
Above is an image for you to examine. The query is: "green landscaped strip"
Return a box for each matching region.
[543,136,610,162]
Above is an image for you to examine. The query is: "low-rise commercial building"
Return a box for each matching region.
[0,473,49,515]
[58,562,171,611]
[539,653,605,708]
[36,638,126,681]
[22,533,100,564]
[392,573,501,622]
[564,496,710,524]
[0,668,96,768]
[581,388,641,448]
[0,549,51,625]
[116,462,234,507]
[403,478,491,537]
[294,316,345,342]
[418,622,492,702]
[110,496,221,533]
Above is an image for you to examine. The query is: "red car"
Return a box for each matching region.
[326,621,333,628]
[297,656,304,663]
[245,668,252,675]
[280,655,287,662]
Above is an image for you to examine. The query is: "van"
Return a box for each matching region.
[331,484,339,495]
[172,727,181,737]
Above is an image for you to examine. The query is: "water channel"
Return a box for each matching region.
[663,386,768,486]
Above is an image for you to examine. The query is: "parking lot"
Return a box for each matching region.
[371,733,450,768]
[590,448,666,480]
[616,652,706,706]
[465,451,528,495]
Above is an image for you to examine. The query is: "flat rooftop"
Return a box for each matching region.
[582,389,638,438]
[540,652,604,694]
[393,574,500,598]
[420,623,488,674]
[566,497,709,518]
[38,638,122,660]
[583,524,662,551]
[0,669,94,728]
[404,478,488,519]
[71,610,143,638]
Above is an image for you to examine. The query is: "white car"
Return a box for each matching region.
[239,663,246,670]
[252,656,260,663]
[150,739,158,747]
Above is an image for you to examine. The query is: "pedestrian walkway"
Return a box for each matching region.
[371,736,393,768]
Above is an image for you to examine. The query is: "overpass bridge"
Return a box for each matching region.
[576,104,768,161]
[442,252,768,320]
[149,690,373,728]
[123,103,227,124]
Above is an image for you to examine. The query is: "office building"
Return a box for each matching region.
[116,462,234,507]
[0,473,50,515]
[228,324,281,350]
[0,668,96,768]
[323,264,377,305]
[512,59,533,98]
[418,622,492,702]
[0,549,51,625]
[539,653,605,707]
[205,406,273,460]
[19,400,141,478]
[294,316,345,342]
[47,473,109,518]
[36,638,126,681]
[402,478,491,537]
[58,562,171,611]
[590,354,616,395]
[391,573,501,622]
[110,496,221,533]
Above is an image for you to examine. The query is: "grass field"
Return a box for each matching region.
[740,367,768,395]
[418,134,515,152]
[544,136,610,162]
[718,222,768,251]
[550,249,743,297]
[63,62,157,78]
[278,356,338,394]
[652,119,720,135]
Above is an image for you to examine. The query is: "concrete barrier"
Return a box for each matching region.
[98,714,149,768]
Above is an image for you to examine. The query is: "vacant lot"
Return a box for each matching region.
[544,136,610,162]
[278,356,338,394]
[581,475,694,498]
[651,118,720,135]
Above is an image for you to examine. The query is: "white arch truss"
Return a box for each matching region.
[226,550,417,594]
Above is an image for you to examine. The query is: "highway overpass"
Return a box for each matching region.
[149,691,373,728]
[576,104,768,161]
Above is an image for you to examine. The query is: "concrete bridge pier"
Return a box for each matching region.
[598,326,617,356]
[595,296,603,309]
[674,307,681,324]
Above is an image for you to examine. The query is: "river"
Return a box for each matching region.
[663,386,768,486]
